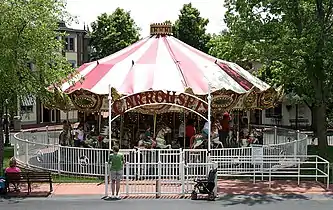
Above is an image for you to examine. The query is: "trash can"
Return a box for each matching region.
[13,116,21,131]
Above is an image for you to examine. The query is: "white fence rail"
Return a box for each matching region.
[101,155,330,197]
[104,161,218,197]
[12,126,332,196]
[13,125,309,178]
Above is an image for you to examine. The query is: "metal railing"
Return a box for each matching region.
[103,161,218,198]
[101,155,330,197]
[13,125,309,177]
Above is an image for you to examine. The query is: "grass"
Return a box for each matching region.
[307,145,333,162]
[302,145,333,183]
[1,146,101,183]
[52,175,102,183]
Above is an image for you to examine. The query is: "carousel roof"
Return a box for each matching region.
[61,34,270,96]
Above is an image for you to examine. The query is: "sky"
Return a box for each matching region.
[65,0,227,36]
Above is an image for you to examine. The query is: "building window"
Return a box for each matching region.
[21,105,33,113]
[265,103,282,118]
[64,37,75,51]
[20,95,35,113]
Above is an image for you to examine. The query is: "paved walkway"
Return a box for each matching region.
[6,180,333,198]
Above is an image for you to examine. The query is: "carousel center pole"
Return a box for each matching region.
[207,83,212,153]
[98,112,102,133]
[183,112,186,148]
[153,113,157,138]
[108,85,112,151]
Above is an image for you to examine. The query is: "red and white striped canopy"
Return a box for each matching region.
[61,35,270,96]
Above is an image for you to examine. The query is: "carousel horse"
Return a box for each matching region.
[136,133,156,149]
[239,129,262,147]
[101,129,131,149]
[155,125,172,149]
[191,130,223,149]
[59,129,72,146]
[136,125,172,149]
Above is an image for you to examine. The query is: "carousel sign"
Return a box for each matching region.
[112,91,208,115]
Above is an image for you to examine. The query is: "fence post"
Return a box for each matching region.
[213,162,218,197]
[104,162,109,198]
[25,139,29,166]
[315,156,318,181]
[180,161,185,197]
[46,126,49,145]
[297,159,300,186]
[269,163,272,188]
[57,146,61,174]
[156,161,162,198]
[328,163,331,190]
[207,153,212,174]
[13,136,17,159]
[274,126,277,144]
[126,162,130,196]
[294,130,300,158]
[137,148,141,179]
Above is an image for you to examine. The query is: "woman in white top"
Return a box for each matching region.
[74,125,85,147]
[202,117,215,139]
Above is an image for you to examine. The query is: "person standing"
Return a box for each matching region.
[74,125,85,147]
[178,120,185,147]
[108,146,124,199]
[185,119,196,148]
[218,112,231,148]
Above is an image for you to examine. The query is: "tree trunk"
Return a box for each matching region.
[315,103,328,158]
[0,119,4,173]
[310,106,318,137]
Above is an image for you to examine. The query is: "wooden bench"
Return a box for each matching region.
[5,172,29,192]
[5,171,53,194]
[27,171,53,194]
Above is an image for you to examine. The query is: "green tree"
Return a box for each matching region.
[173,3,211,53]
[90,8,140,60]
[213,0,333,155]
[208,32,318,133]
[0,0,74,170]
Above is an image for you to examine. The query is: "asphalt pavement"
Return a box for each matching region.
[1,195,333,210]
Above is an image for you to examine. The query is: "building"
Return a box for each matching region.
[19,22,91,126]
[260,99,312,128]
[246,62,312,128]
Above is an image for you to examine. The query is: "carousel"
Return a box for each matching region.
[49,23,283,151]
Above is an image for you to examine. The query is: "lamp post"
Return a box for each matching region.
[4,99,10,146]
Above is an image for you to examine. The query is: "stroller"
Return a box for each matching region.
[191,168,218,201]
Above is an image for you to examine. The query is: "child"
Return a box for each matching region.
[108,146,124,199]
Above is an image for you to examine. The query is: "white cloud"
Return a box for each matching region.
[65,0,227,36]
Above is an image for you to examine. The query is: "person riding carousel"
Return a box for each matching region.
[144,124,152,140]
[201,117,217,139]
[141,124,156,148]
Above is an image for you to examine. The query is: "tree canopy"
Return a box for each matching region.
[90,8,140,60]
[208,0,333,154]
[0,0,75,169]
[173,3,211,53]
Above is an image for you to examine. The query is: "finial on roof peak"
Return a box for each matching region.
[150,23,172,36]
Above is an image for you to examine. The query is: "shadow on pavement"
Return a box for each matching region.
[216,193,310,206]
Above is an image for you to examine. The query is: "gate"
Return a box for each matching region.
[120,150,214,197]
